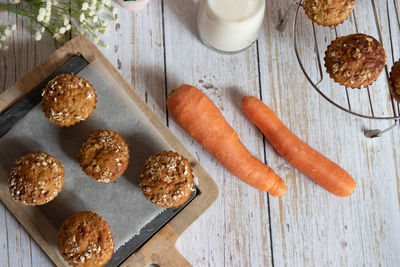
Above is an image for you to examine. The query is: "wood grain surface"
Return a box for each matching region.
[1,0,400,266]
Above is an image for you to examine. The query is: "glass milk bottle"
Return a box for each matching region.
[197,0,266,54]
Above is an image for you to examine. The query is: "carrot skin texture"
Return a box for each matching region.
[167,85,286,196]
[241,96,356,197]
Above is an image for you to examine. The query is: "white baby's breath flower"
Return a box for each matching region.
[93,16,98,23]
[103,0,111,7]
[115,18,119,24]
[93,36,100,44]
[88,11,95,16]
[63,16,69,26]
[4,29,11,37]
[112,7,118,15]
[82,2,89,11]
[79,13,85,22]
[41,27,45,33]
[59,27,67,34]
[66,24,71,31]
[35,32,42,41]
[37,14,44,22]
[11,24,17,31]
[39,8,46,16]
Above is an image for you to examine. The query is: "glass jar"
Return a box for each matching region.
[197,0,266,54]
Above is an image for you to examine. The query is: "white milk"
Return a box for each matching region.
[197,0,266,53]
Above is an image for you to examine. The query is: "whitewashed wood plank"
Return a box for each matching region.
[0,202,9,267]
[259,0,400,266]
[162,1,272,266]
[5,211,32,267]
[0,6,57,267]
[98,0,166,121]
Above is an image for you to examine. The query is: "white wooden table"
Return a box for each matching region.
[1,0,400,266]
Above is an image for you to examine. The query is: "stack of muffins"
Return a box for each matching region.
[8,73,195,267]
[303,0,400,102]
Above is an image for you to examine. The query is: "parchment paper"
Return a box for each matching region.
[0,60,170,255]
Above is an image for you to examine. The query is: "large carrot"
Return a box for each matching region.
[167,85,286,196]
[242,96,356,197]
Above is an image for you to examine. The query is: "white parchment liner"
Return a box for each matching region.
[0,60,170,263]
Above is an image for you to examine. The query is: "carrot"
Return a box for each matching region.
[167,85,286,196]
[241,96,356,197]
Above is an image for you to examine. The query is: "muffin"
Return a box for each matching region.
[389,60,400,102]
[77,129,129,183]
[42,73,97,127]
[324,34,386,88]
[8,152,64,205]
[140,151,195,208]
[58,211,114,267]
[303,0,355,26]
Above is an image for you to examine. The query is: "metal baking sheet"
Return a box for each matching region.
[0,56,198,266]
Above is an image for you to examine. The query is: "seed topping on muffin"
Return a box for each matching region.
[77,129,129,183]
[324,33,386,88]
[303,0,355,26]
[42,74,97,127]
[140,151,195,208]
[8,152,64,205]
[58,211,114,267]
[389,60,400,103]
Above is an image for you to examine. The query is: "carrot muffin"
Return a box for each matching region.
[77,129,129,183]
[58,211,114,267]
[42,73,97,127]
[389,60,400,102]
[324,34,386,88]
[8,152,64,205]
[140,151,195,208]
[303,0,355,26]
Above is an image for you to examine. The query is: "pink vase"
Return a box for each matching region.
[116,0,151,11]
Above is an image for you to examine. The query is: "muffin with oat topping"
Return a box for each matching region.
[42,73,97,127]
[8,152,64,205]
[389,60,400,103]
[140,151,195,208]
[324,33,386,88]
[303,0,355,26]
[77,129,129,183]
[58,211,114,267]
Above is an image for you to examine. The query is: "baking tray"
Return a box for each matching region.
[0,36,218,267]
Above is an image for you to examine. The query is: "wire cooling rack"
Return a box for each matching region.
[278,0,400,137]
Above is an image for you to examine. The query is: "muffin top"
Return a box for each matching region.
[324,34,386,88]
[58,211,114,267]
[42,74,97,127]
[303,0,355,26]
[8,152,64,205]
[77,129,130,183]
[390,60,400,102]
[140,151,195,208]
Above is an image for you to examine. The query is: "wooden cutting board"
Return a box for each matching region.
[0,35,219,267]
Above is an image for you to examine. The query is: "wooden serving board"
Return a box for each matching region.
[0,35,219,267]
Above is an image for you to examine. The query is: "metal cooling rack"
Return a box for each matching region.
[278,0,400,138]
